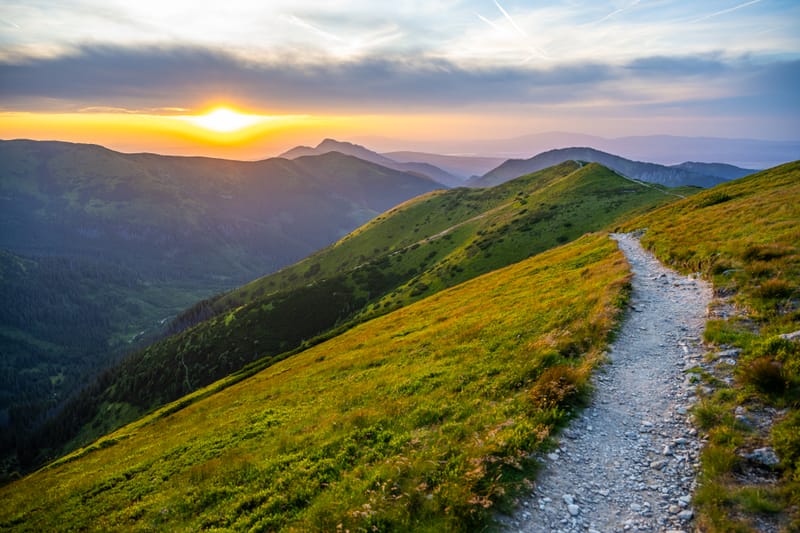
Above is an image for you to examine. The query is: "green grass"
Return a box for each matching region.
[53,161,675,460]
[0,233,631,531]
[620,160,800,531]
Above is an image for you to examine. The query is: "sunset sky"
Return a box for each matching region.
[1,0,799,159]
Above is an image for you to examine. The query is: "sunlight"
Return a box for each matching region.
[182,107,265,133]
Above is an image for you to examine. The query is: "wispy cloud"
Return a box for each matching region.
[473,0,549,63]
[285,14,346,43]
[690,0,764,24]
[588,0,641,25]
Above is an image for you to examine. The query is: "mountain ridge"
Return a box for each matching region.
[352,132,799,168]
[1,159,797,531]
[279,138,464,187]
[471,146,746,188]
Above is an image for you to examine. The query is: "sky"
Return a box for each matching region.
[1,0,799,159]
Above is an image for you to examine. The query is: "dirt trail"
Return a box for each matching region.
[500,233,712,532]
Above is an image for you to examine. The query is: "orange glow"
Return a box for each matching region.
[0,108,593,160]
[0,110,330,159]
[179,107,268,134]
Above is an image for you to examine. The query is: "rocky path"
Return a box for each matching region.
[501,233,712,533]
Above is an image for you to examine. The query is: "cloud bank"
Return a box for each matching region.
[2,45,797,120]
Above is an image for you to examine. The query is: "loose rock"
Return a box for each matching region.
[498,233,710,532]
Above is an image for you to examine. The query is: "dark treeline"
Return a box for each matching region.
[0,250,226,480]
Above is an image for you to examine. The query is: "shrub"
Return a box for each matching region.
[528,365,587,410]
[739,356,787,396]
[753,279,794,300]
[693,399,727,430]
[741,244,794,262]
[698,191,733,207]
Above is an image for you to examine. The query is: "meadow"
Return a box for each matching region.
[0,233,630,531]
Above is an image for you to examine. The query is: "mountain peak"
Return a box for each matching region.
[317,138,360,150]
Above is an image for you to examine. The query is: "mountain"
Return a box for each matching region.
[3,160,797,531]
[26,161,678,471]
[1,157,797,531]
[280,138,464,187]
[471,147,743,188]
[0,139,441,470]
[1,140,442,279]
[381,151,505,180]
[669,161,757,180]
[353,132,799,169]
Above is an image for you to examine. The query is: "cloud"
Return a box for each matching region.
[690,0,764,24]
[625,55,729,76]
[0,45,614,112]
[0,44,796,124]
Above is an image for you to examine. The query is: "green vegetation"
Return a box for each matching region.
[50,161,675,467]
[0,250,230,468]
[0,139,441,475]
[0,233,631,531]
[620,160,800,531]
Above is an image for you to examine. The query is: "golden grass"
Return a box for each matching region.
[0,234,630,531]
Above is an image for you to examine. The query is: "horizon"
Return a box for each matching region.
[1,1,799,160]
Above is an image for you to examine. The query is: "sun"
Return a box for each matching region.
[183,107,264,133]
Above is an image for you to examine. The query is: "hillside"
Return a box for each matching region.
[31,162,679,471]
[0,233,633,532]
[472,147,745,188]
[619,160,800,531]
[0,139,441,472]
[280,138,463,187]
[3,161,795,530]
[1,140,441,279]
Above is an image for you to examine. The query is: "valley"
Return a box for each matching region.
[0,139,442,471]
[39,160,676,467]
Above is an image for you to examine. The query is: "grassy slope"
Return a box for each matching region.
[56,162,676,456]
[0,233,630,532]
[0,140,441,471]
[619,161,800,531]
[220,161,670,310]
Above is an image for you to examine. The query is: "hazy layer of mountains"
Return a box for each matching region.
[471,147,756,188]
[280,138,469,186]
[0,140,441,280]
[354,132,800,169]
[281,138,758,189]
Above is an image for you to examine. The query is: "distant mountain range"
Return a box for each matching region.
[280,139,465,187]
[1,140,441,280]
[352,132,799,169]
[471,147,757,188]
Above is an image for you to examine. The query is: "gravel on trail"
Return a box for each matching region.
[500,233,712,533]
